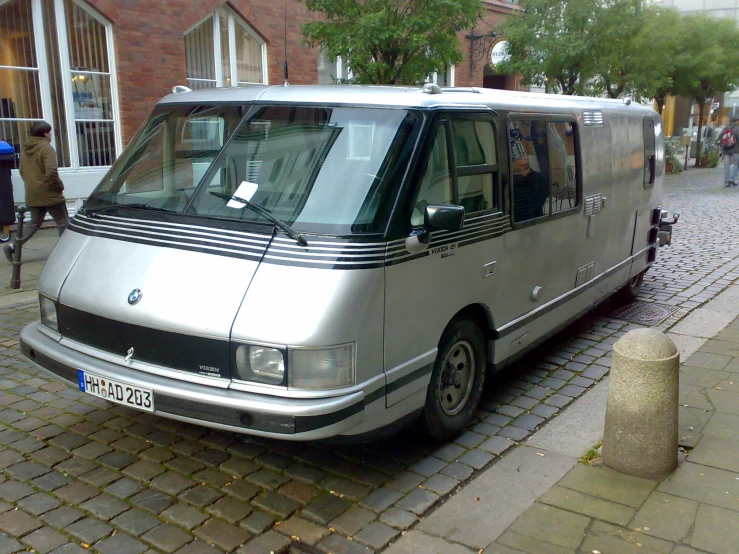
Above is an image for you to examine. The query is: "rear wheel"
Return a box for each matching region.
[619,270,645,303]
[423,319,486,441]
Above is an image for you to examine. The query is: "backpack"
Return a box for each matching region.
[722,128,737,150]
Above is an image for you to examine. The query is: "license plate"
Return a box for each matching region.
[77,370,154,412]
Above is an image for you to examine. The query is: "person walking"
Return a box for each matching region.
[3,121,69,263]
[720,116,739,187]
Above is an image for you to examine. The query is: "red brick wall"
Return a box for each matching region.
[86,0,515,145]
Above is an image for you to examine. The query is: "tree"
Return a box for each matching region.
[673,15,739,166]
[496,0,602,95]
[298,0,482,85]
[590,3,681,102]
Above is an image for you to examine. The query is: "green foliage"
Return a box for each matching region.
[497,0,599,95]
[673,15,739,165]
[298,0,482,85]
[706,151,720,169]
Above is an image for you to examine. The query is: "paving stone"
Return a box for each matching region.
[194,518,251,552]
[6,461,50,480]
[274,516,329,545]
[483,413,513,427]
[131,488,175,514]
[192,468,231,488]
[509,503,590,549]
[422,473,459,496]
[632,491,698,542]
[21,526,68,554]
[54,457,96,477]
[220,458,258,478]
[440,462,474,481]
[560,464,656,509]
[544,394,573,408]
[66,518,112,544]
[180,485,224,507]
[320,476,370,501]
[511,396,539,410]
[386,471,425,493]
[235,530,290,554]
[31,447,70,467]
[94,533,148,554]
[0,480,34,502]
[581,520,673,554]
[0,509,43,536]
[558,384,586,398]
[330,506,377,536]
[123,460,166,482]
[174,539,223,554]
[359,487,404,512]
[408,456,446,477]
[97,450,137,470]
[395,487,439,516]
[379,507,418,530]
[582,365,609,380]
[17,492,61,516]
[54,482,99,504]
[539,485,635,526]
[317,533,373,554]
[111,508,162,536]
[32,471,72,491]
[142,524,192,553]
[162,503,209,530]
[278,480,321,505]
[139,446,174,463]
[47,544,88,554]
[112,436,150,454]
[79,493,129,521]
[512,413,546,432]
[246,469,290,491]
[239,511,275,535]
[105,477,144,499]
[192,448,230,467]
[302,494,352,525]
[539,377,567,390]
[40,506,84,529]
[531,403,559,419]
[353,521,398,549]
[472,422,502,437]
[223,480,260,501]
[496,405,524,418]
[205,496,253,523]
[79,466,120,487]
[253,491,302,520]
[458,449,494,469]
[570,376,595,388]
[151,472,195,495]
[49,432,88,451]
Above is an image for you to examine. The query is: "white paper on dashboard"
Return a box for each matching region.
[227,181,259,209]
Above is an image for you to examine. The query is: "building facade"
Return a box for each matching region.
[1,0,518,212]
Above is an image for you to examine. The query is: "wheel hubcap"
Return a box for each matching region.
[439,341,476,416]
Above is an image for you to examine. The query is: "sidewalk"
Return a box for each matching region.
[385,286,739,554]
[0,228,58,302]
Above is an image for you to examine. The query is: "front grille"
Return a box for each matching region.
[57,305,231,378]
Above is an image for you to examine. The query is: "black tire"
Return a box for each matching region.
[618,270,645,303]
[423,318,486,441]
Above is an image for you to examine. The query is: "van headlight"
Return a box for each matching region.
[235,345,285,385]
[39,295,59,332]
[289,344,354,390]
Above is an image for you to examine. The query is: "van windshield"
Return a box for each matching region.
[86,103,419,235]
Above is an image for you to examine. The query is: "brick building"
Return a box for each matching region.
[1,0,518,210]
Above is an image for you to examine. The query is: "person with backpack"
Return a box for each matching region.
[721,116,739,187]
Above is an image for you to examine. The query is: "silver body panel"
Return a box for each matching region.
[21,85,665,440]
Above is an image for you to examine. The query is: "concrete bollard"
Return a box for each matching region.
[602,328,679,480]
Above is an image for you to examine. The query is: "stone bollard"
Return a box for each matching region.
[602,328,679,480]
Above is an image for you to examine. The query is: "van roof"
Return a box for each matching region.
[157,84,655,115]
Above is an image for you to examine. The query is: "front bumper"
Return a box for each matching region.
[20,322,365,440]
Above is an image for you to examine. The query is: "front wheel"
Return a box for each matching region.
[423,319,486,441]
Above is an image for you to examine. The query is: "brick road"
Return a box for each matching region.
[0,167,734,554]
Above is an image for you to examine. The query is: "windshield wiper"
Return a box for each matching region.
[209,192,308,247]
[82,203,177,217]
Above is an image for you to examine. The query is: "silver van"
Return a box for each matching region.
[20,85,672,441]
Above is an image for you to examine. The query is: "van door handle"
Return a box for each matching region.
[483,261,496,278]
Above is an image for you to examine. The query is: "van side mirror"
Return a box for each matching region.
[415,204,465,244]
[425,204,465,232]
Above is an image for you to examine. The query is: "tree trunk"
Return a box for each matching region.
[696,101,706,168]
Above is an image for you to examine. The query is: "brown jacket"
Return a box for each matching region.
[19,137,65,207]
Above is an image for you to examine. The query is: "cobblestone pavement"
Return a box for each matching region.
[0,168,734,554]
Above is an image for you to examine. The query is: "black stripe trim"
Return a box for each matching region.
[364,385,386,406]
[21,341,78,384]
[386,363,433,396]
[495,256,635,339]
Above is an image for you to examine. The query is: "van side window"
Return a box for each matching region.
[412,123,452,226]
[509,119,580,223]
[412,115,498,226]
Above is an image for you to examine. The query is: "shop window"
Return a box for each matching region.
[509,118,580,224]
[0,0,120,168]
[185,7,267,89]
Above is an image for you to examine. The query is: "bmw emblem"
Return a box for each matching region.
[128,289,142,305]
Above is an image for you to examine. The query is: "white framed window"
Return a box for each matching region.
[0,0,121,168]
[185,7,268,89]
[317,50,352,84]
[430,65,455,87]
